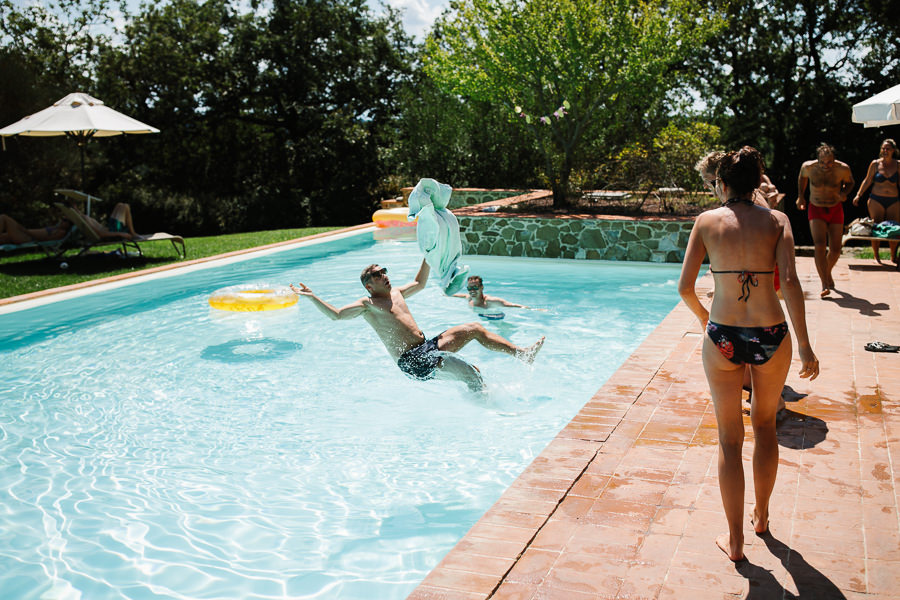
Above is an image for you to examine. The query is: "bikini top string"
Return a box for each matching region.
[709,269,775,301]
[713,197,772,301]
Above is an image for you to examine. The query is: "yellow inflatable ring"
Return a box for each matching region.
[208,285,298,312]
[372,207,416,228]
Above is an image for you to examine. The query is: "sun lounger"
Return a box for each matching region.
[841,232,899,246]
[54,188,103,216]
[583,190,632,202]
[0,232,74,259]
[0,226,76,260]
[54,203,185,258]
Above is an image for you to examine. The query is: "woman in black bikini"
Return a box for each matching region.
[678,146,819,562]
[0,213,70,245]
[852,138,899,264]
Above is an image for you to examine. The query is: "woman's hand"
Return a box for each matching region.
[798,345,819,380]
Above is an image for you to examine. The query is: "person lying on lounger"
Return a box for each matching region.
[77,202,141,240]
[0,213,70,245]
[290,259,544,392]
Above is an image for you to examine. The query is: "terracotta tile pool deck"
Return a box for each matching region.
[3,235,897,598]
[411,256,900,599]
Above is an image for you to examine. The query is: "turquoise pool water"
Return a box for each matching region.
[0,232,682,599]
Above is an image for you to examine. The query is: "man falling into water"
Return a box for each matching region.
[290,259,544,392]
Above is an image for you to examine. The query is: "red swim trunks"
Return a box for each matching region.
[807,203,844,225]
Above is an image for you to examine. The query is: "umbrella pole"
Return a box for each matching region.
[79,141,90,216]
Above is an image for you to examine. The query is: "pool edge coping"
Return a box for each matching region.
[0,223,374,311]
[410,268,716,597]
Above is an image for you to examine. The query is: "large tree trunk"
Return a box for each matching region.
[551,154,573,209]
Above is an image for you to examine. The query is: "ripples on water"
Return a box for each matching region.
[0,236,681,599]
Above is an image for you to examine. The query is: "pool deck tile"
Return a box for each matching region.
[410,256,900,599]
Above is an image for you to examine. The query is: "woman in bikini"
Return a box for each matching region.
[0,213,70,245]
[679,146,819,562]
[852,138,899,264]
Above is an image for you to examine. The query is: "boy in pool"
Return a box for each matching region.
[453,275,545,317]
[290,259,544,392]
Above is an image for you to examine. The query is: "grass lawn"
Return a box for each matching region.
[0,227,343,300]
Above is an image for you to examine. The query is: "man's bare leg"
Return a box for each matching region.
[825,222,843,288]
[809,219,830,296]
[435,355,485,392]
[110,203,140,237]
[438,323,544,364]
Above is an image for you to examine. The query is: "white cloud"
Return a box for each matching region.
[379,0,449,41]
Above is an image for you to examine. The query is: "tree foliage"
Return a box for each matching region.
[0,0,118,221]
[2,0,414,233]
[392,59,544,189]
[686,0,900,240]
[423,0,722,207]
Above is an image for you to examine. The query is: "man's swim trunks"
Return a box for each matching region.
[108,218,127,233]
[706,321,789,365]
[397,334,443,380]
[807,203,844,225]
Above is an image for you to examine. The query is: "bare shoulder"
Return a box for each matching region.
[769,208,790,225]
[799,159,816,173]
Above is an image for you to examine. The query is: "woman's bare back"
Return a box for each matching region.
[700,203,787,327]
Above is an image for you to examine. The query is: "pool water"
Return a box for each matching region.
[0,233,682,599]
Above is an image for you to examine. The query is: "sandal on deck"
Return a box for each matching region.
[864,342,900,353]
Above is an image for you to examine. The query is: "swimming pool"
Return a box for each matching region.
[0,231,682,599]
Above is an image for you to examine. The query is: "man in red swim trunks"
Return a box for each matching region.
[796,143,855,297]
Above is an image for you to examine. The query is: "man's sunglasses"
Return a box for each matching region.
[363,267,387,283]
[467,285,482,292]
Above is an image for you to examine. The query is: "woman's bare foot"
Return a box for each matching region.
[820,288,831,298]
[519,337,545,364]
[715,533,745,562]
[750,508,769,535]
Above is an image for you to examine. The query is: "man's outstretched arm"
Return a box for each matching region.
[398,258,430,297]
[290,283,366,320]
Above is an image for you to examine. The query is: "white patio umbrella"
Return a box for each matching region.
[852,83,900,128]
[0,92,159,210]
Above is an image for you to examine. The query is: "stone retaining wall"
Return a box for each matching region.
[449,189,523,208]
[456,215,693,263]
[400,187,524,209]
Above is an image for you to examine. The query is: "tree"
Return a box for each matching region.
[392,57,544,189]
[686,0,895,241]
[423,0,720,208]
[92,0,414,233]
[0,0,118,220]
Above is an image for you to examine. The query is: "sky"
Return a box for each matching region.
[374,0,449,41]
[11,0,449,43]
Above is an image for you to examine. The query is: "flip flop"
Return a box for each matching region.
[865,342,900,353]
